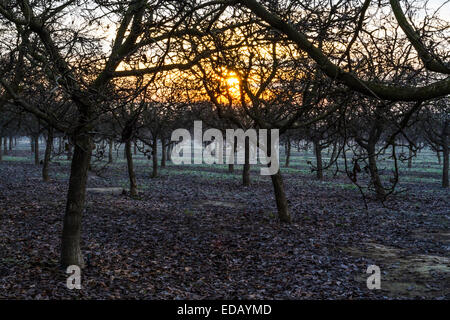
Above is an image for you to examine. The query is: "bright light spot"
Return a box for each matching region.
[226,76,239,87]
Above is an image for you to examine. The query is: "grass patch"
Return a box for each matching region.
[1,156,29,162]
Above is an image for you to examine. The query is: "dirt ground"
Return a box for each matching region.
[0,144,448,299]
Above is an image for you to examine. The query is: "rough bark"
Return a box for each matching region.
[443,144,449,188]
[30,136,35,153]
[442,122,449,188]
[368,143,386,199]
[243,137,250,186]
[108,138,113,163]
[67,142,73,161]
[442,145,449,188]
[166,143,171,162]
[161,138,166,167]
[313,138,323,180]
[58,137,62,153]
[42,128,53,182]
[270,170,291,223]
[125,139,138,197]
[408,143,413,169]
[34,135,39,165]
[266,133,291,223]
[285,137,291,167]
[152,137,158,178]
[228,140,236,173]
[167,143,172,162]
[61,134,92,268]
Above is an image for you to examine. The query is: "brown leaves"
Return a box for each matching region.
[0,156,448,299]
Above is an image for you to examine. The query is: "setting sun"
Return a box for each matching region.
[224,73,240,100]
[226,75,239,87]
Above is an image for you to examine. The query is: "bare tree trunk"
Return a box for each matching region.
[408,143,413,169]
[341,143,346,159]
[161,138,166,167]
[3,136,7,155]
[228,140,236,173]
[42,128,54,182]
[285,137,291,167]
[0,135,3,161]
[9,136,13,151]
[125,139,138,197]
[134,141,137,155]
[330,141,338,162]
[108,138,113,163]
[67,142,73,161]
[34,135,40,165]
[61,134,92,268]
[167,143,172,162]
[368,143,385,199]
[271,170,291,223]
[166,143,171,162]
[265,133,291,223]
[242,137,251,186]
[313,138,323,180]
[58,137,63,153]
[152,137,158,178]
[442,122,449,188]
[443,145,449,188]
[30,136,34,153]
